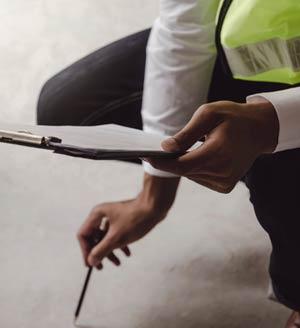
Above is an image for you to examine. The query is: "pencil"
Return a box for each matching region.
[74,266,93,325]
[74,218,108,325]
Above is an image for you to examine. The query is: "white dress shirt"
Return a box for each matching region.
[142,0,300,177]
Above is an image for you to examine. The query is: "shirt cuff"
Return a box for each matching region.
[247,87,300,152]
[143,161,178,178]
[142,126,179,178]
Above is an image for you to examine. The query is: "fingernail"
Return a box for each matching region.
[88,257,96,267]
[162,138,180,152]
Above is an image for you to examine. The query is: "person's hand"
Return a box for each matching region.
[146,100,279,193]
[77,174,180,269]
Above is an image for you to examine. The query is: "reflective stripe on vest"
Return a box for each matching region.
[220,0,300,85]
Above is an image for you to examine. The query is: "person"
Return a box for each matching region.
[37,1,300,326]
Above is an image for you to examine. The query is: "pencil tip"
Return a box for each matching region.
[73,317,78,326]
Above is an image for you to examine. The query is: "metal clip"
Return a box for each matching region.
[0,130,61,146]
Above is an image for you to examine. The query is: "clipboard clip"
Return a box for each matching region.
[0,129,62,146]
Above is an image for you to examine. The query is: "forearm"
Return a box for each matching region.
[141,1,219,178]
[138,173,180,214]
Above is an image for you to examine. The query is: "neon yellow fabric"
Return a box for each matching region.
[221,0,300,84]
[235,68,300,85]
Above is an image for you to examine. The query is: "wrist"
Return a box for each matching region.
[247,100,279,154]
[138,173,180,214]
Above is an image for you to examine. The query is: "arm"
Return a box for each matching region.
[146,99,279,193]
[78,173,180,268]
[147,85,300,191]
[77,0,220,268]
[142,0,220,176]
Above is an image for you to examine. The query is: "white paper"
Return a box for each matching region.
[0,123,167,152]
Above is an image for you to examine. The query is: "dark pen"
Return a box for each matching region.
[74,220,108,326]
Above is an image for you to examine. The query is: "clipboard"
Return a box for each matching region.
[0,124,182,160]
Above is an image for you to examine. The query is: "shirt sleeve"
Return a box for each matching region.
[247,87,300,153]
[142,0,220,177]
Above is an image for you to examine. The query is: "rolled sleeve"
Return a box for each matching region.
[141,0,220,177]
[143,161,178,178]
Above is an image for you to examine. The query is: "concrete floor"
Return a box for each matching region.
[0,1,290,327]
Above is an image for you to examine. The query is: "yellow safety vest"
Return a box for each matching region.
[217,0,300,85]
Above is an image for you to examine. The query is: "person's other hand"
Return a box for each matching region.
[77,174,179,268]
[146,100,279,193]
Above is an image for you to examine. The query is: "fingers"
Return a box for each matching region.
[88,231,132,267]
[186,173,235,194]
[122,246,131,257]
[148,136,220,176]
[88,231,118,267]
[146,156,235,193]
[77,205,108,266]
[78,235,92,267]
[96,247,131,270]
[107,252,121,266]
[106,247,131,267]
[78,203,133,269]
[162,104,222,153]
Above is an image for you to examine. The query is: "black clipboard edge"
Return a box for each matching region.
[0,139,184,160]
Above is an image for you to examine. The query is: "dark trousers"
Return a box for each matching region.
[37,29,300,311]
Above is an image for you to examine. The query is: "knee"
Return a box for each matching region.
[244,154,300,243]
[244,157,277,229]
[36,77,56,125]
[245,153,300,310]
[37,71,74,125]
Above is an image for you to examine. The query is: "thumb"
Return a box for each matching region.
[88,231,116,266]
[162,106,221,152]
